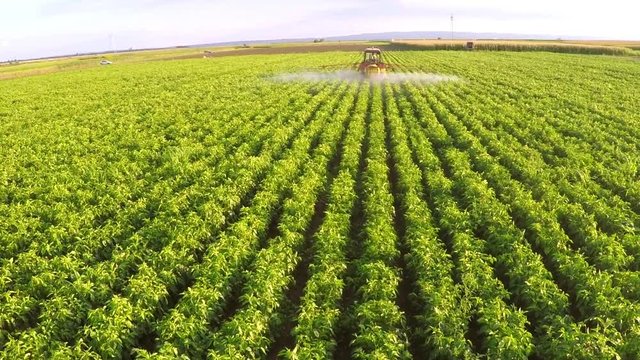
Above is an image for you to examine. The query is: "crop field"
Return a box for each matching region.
[1,49,639,359]
[395,40,640,56]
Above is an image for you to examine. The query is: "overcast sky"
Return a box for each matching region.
[1,0,639,60]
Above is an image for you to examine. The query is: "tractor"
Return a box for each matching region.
[358,48,387,77]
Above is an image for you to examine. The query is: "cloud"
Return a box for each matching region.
[318,1,553,22]
[39,0,178,16]
[1,0,639,60]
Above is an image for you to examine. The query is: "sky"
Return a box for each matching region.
[1,0,639,60]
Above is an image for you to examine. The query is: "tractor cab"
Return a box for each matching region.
[358,48,387,77]
[363,48,382,63]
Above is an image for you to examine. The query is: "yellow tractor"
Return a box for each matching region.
[358,48,387,77]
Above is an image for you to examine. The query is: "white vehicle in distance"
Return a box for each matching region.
[99,59,112,65]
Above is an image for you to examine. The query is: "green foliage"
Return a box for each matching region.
[1,50,639,358]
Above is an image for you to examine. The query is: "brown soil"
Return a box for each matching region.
[162,44,393,61]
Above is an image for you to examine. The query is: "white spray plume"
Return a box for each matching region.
[271,70,460,84]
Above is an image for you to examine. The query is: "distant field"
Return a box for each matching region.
[395,39,640,55]
[0,41,385,80]
[563,39,640,48]
[1,48,640,358]
[0,48,197,80]
[2,39,638,81]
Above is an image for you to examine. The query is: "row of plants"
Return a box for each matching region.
[0,59,289,262]
[386,83,533,358]
[284,84,368,359]
[0,82,316,353]
[430,84,635,272]
[0,80,310,304]
[205,82,359,360]
[455,60,640,226]
[78,84,354,359]
[400,80,640,357]
[390,78,623,358]
[383,85,474,358]
[418,62,640,297]
[420,50,640,222]
[390,51,640,287]
[344,85,411,359]
[0,80,344,357]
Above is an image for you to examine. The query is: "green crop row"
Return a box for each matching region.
[344,85,411,359]
[205,83,356,359]
[386,82,533,358]
[284,84,368,359]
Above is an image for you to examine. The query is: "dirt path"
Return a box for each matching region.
[163,44,394,61]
